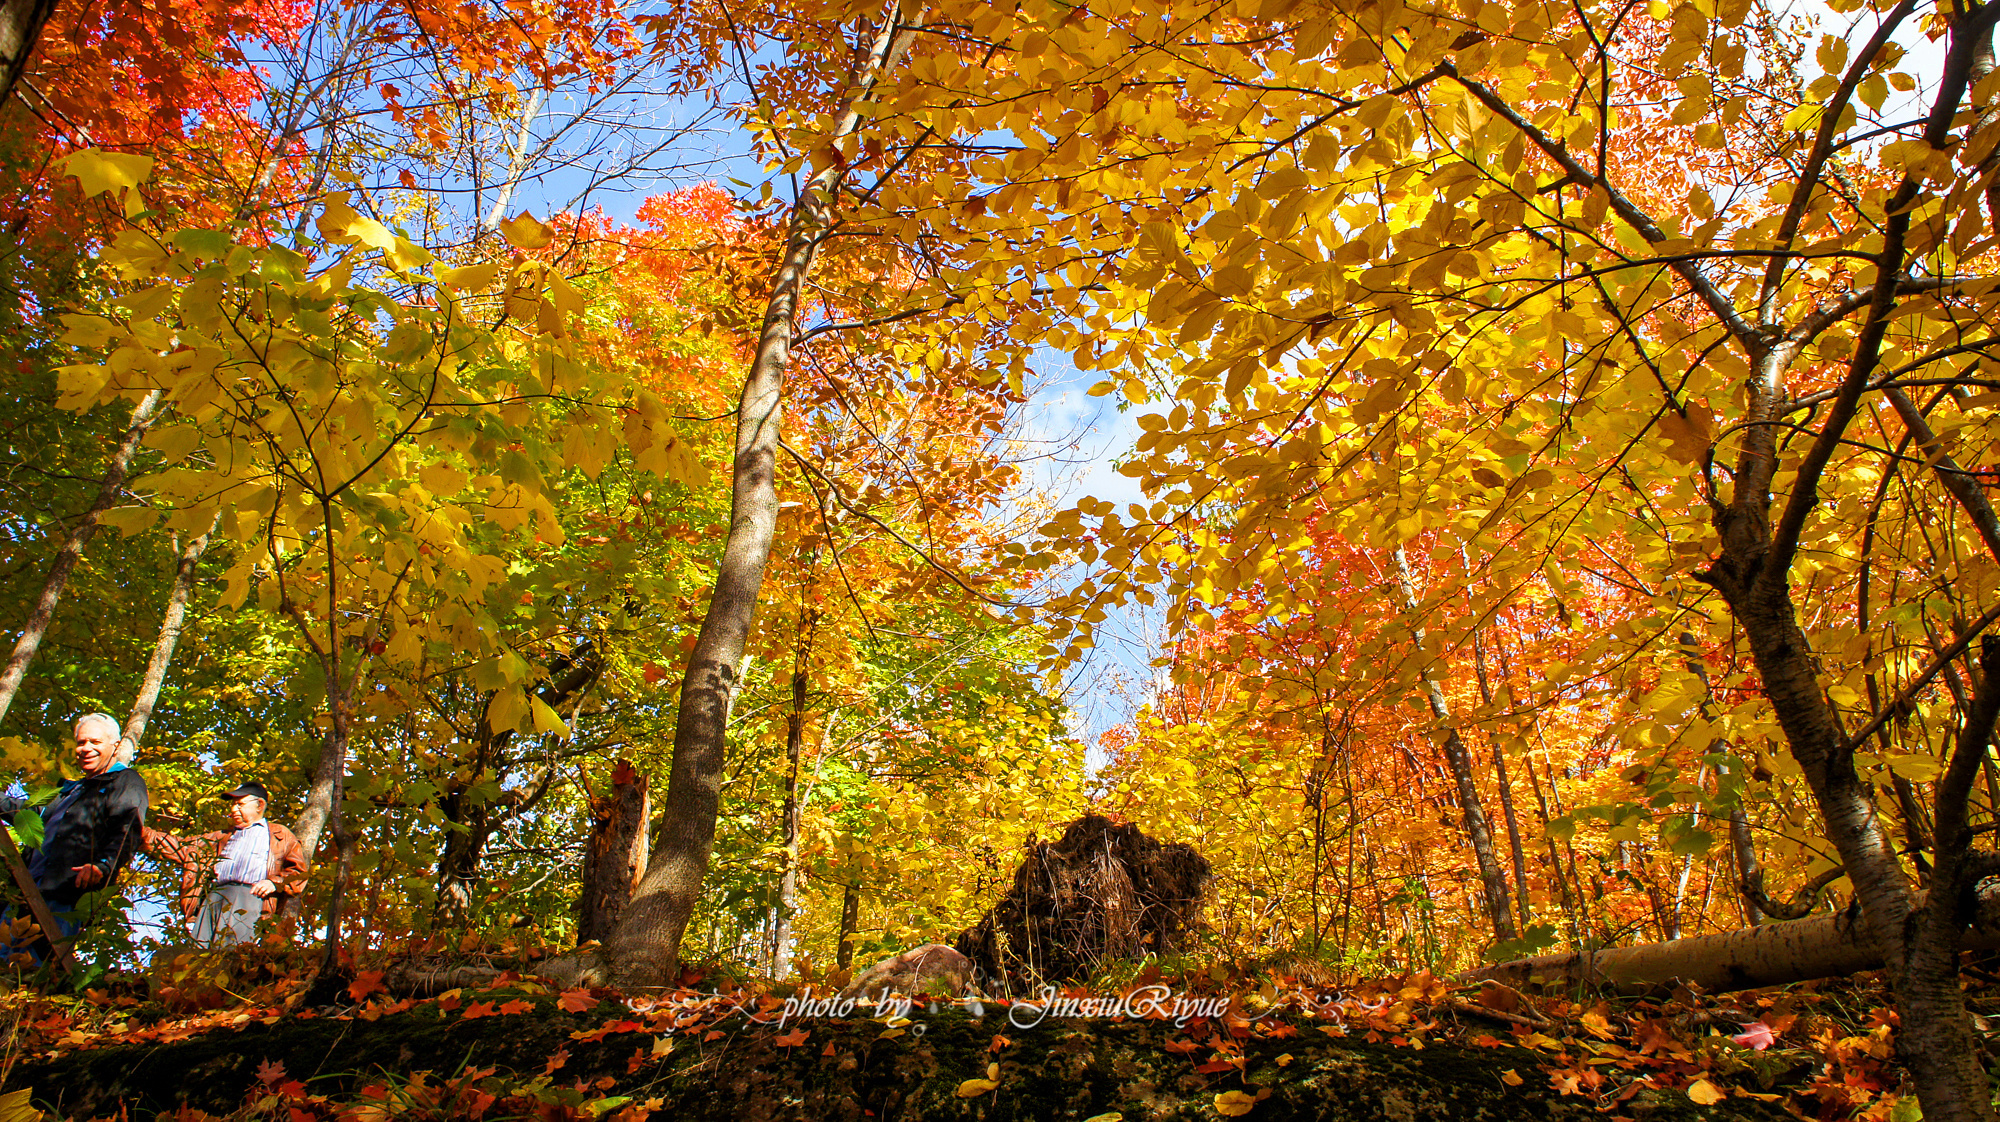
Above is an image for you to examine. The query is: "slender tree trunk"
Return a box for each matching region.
[769,627,813,977]
[601,13,912,986]
[1390,546,1515,942]
[0,390,163,728]
[122,514,219,747]
[835,879,861,972]
[319,811,356,973]
[0,0,57,106]
[1471,631,1532,929]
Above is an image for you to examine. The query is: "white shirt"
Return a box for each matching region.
[214,820,271,885]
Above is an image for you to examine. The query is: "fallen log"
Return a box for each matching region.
[1463,883,2000,993]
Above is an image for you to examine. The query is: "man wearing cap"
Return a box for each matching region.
[144,782,308,945]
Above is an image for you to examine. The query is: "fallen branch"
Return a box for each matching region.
[1462,882,2000,994]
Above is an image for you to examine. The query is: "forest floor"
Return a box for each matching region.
[0,947,1962,1121]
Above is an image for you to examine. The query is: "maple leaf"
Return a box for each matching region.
[557,988,598,1013]
[436,993,463,1013]
[347,971,389,1002]
[542,1049,569,1075]
[255,1057,287,1087]
[500,212,555,249]
[1731,1021,1777,1050]
[461,1001,499,1020]
[498,999,536,1016]
[773,1027,810,1046]
[1163,1038,1200,1055]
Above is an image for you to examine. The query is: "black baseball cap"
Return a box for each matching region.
[219,782,269,802]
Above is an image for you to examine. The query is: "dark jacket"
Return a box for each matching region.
[0,766,148,907]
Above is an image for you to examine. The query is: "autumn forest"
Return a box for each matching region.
[4,0,2000,1116]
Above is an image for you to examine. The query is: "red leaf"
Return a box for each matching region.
[347,971,388,1002]
[436,993,463,1013]
[543,1048,570,1075]
[1163,1038,1200,1055]
[1194,1059,1241,1074]
[256,1058,287,1087]
[557,988,598,1013]
[642,662,668,684]
[398,169,418,189]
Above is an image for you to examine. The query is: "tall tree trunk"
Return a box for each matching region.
[1390,546,1515,943]
[0,0,57,107]
[1471,629,1532,930]
[769,614,815,977]
[0,390,163,728]
[577,762,650,945]
[601,12,912,987]
[122,514,219,747]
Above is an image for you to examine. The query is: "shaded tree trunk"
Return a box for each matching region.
[577,762,650,945]
[0,0,56,106]
[601,12,913,987]
[835,879,861,972]
[0,390,163,728]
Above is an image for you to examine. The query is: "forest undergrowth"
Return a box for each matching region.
[0,942,1972,1121]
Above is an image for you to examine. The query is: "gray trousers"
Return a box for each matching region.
[192,882,260,945]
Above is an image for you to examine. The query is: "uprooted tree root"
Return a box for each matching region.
[955,814,1212,990]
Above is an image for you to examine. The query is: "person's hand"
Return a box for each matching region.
[250,879,276,898]
[70,864,105,890]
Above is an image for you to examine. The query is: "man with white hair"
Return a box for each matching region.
[0,712,150,946]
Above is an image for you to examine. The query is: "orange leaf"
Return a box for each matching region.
[557,988,598,1013]
[461,1001,499,1020]
[773,1028,809,1047]
[347,971,388,1002]
[498,999,536,1016]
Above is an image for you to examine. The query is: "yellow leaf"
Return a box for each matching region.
[954,1078,998,1097]
[61,150,153,215]
[305,255,354,299]
[437,262,503,291]
[1654,405,1712,464]
[97,505,160,537]
[1214,1090,1258,1116]
[499,212,555,249]
[549,271,584,318]
[1687,1078,1726,1105]
[316,192,395,251]
[0,1087,43,1122]
[420,464,468,496]
[1082,1115,1123,1122]
[386,236,435,272]
[488,688,530,734]
[1501,1069,1523,1086]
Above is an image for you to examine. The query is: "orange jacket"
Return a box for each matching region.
[143,821,310,919]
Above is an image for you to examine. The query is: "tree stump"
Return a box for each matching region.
[955,813,1210,990]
